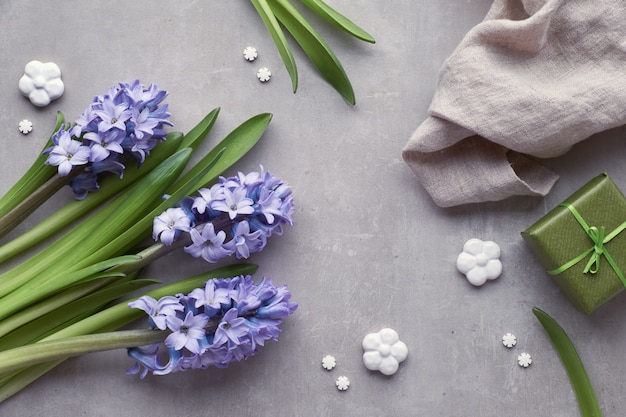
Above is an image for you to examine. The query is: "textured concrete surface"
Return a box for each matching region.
[2,1,626,416]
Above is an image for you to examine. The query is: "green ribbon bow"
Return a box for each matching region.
[547,202,626,288]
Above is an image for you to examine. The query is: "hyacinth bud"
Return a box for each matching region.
[152,167,294,263]
[126,275,297,377]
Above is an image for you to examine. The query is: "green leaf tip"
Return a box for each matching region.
[533,307,603,417]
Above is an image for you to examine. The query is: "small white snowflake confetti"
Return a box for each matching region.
[322,355,336,371]
[502,333,517,348]
[257,67,271,83]
[243,46,258,62]
[335,376,350,391]
[517,352,532,368]
[18,119,33,134]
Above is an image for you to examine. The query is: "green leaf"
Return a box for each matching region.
[0,129,185,265]
[0,255,140,326]
[45,264,258,340]
[169,112,272,192]
[0,361,62,404]
[178,107,220,151]
[0,149,191,302]
[533,308,603,417]
[0,274,151,350]
[299,0,375,43]
[0,112,64,219]
[268,0,355,104]
[0,329,165,376]
[250,0,299,92]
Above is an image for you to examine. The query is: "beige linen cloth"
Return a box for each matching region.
[402,0,626,207]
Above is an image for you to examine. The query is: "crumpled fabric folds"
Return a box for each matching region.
[402,0,626,207]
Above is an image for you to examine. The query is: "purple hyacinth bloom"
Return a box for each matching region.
[184,223,234,263]
[165,311,209,354]
[94,98,131,132]
[211,186,254,220]
[44,129,91,176]
[128,295,183,330]
[256,284,298,318]
[211,308,249,348]
[69,171,99,200]
[127,344,182,378]
[153,207,192,245]
[126,275,297,377]
[192,184,223,215]
[232,220,266,259]
[84,128,126,162]
[130,107,159,140]
[189,280,231,314]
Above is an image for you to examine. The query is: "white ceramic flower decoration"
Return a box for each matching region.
[18,60,65,107]
[362,328,408,376]
[456,238,502,286]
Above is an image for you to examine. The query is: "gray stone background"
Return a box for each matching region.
[2,1,626,416]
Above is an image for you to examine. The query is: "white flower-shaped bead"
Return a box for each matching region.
[243,46,258,62]
[335,376,350,391]
[502,333,517,348]
[518,352,532,368]
[456,238,502,286]
[18,60,65,107]
[257,67,271,83]
[362,328,408,376]
[321,355,336,371]
[18,119,33,134]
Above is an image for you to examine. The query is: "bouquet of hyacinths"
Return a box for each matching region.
[0,80,295,402]
[0,272,297,395]
[250,0,375,104]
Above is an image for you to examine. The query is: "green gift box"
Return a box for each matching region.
[521,173,626,314]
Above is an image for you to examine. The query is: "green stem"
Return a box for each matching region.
[0,170,78,238]
[0,329,165,376]
[0,112,64,220]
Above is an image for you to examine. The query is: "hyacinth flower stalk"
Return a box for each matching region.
[150,166,294,264]
[0,81,174,241]
[250,0,375,104]
[0,264,260,402]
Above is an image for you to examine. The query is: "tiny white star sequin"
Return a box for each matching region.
[502,333,517,348]
[243,46,258,62]
[518,352,532,368]
[322,355,336,371]
[335,376,350,391]
[257,67,271,83]
[18,119,33,134]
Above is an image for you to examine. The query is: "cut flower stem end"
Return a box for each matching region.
[532,307,603,417]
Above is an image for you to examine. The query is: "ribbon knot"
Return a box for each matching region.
[583,226,605,274]
[546,202,626,289]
